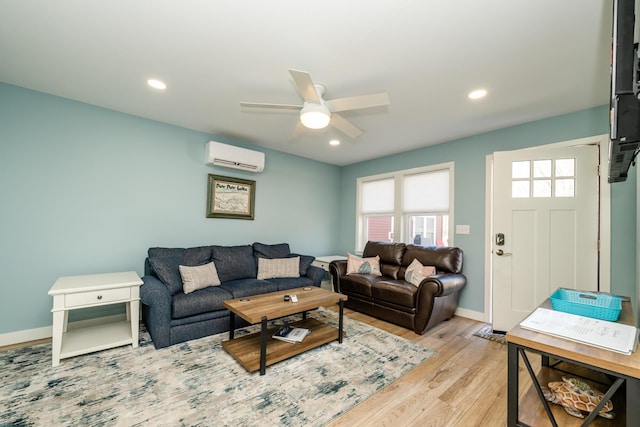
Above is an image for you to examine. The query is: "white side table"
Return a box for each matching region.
[312,255,347,291]
[48,271,143,367]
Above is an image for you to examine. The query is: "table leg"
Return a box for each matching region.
[507,342,519,426]
[260,316,268,376]
[51,310,65,367]
[130,300,139,348]
[338,298,344,344]
[229,312,235,340]
[627,377,640,423]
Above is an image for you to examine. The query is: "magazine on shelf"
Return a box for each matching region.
[272,326,310,343]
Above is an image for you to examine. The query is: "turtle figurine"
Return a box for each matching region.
[541,376,615,419]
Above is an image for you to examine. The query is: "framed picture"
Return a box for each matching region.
[206,174,256,220]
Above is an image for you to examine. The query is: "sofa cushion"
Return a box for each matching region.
[219,278,279,299]
[172,285,233,319]
[294,254,315,275]
[211,245,257,282]
[404,258,436,287]
[336,273,376,297]
[257,257,300,279]
[371,280,416,308]
[346,253,382,276]
[253,242,291,258]
[362,241,405,279]
[179,262,221,294]
[267,277,315,292]
[402,245,463,274]
[147,246,213,295]
[148,255,184,295]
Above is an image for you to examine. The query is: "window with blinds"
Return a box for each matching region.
[356,163,453,251]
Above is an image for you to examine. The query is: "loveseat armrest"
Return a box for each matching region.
[328,260,348,292]
[414,273,467,334]
[140,275,173,349]
[305,265,326,287]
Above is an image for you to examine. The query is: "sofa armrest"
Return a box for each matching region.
[329,260,348,292]
[414,273,467,333]
[140,275,173,349]
[305,265,325,287]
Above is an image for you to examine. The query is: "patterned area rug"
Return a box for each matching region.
[1,308,434,427]
[473,324,506,344]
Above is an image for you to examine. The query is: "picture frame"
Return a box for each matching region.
[206,174,256,220]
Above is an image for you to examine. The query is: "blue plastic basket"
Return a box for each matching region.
[549,289,622,322]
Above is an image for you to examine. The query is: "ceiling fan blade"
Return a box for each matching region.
[330,113,363,138]
[240,102,302,110]
[289,69,321,104]
[325,92,390,112]
[289,120,306,140]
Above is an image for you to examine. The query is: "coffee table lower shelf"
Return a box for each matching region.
[222,317,344,373]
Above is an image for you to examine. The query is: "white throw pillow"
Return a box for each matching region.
[404,258,436,287]
[346,253,382,276]
[257,257,300,280]
[179,262,221,294]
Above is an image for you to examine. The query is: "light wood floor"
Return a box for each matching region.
[327,309,514,427]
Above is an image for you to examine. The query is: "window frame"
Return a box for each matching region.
[355,162,454,252]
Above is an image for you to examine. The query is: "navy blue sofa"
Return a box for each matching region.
[140,242,325,349]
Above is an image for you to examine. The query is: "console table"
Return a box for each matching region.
[506,298,640,426]
[48,271,143,367]
[312,255,346,291]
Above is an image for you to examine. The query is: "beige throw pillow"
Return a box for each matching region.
[346,253,382,276]
[404,258,436,287]
[257,257,300,280]
[179,262,221,294]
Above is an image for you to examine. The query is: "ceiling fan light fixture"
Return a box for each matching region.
[300,103,331,129]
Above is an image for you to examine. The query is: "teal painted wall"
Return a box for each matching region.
[1,82,636,336]
[337,106,637,313]
[0,83,340,334]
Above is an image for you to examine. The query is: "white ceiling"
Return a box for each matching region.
[0,1,613,166]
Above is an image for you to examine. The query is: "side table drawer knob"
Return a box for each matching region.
[97,295,102,300]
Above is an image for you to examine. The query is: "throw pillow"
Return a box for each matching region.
[179,262,221,294]
[405,258,436,287]
[346,253,382,276]
[257,257,300,280]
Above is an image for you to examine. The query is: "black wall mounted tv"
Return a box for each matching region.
[609,0,640,183]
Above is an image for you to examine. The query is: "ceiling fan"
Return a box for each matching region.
[240,69,390,138]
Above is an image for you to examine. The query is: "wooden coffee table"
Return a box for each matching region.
[222,286,347,375]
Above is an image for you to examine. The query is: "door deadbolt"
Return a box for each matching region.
[496,233,505,246]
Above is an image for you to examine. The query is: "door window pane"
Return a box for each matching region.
[533,179,551,197]
[555,179,575,197]
[556,159,575,177]
[512,181,530,198]
[533,160,552,178]
[512,161,530,179]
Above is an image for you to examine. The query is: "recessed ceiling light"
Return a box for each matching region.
[329,139,340,146]
[468,89,487,100]
[147,79,167,90]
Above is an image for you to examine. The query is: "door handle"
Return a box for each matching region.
[496,249,512,256]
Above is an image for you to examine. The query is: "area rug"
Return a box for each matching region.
[473,324,506,344]
[0,308,435,427]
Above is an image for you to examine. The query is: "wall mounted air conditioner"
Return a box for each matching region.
[205,141,265,173]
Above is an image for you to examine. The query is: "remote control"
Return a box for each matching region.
[290,294,298,303]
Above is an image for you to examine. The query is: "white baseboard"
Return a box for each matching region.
[454,307,485,323]
[0,314,131,347]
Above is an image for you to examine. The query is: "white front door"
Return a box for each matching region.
[491,144,599,332]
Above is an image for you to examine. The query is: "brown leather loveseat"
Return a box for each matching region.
[329,241,466,334]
